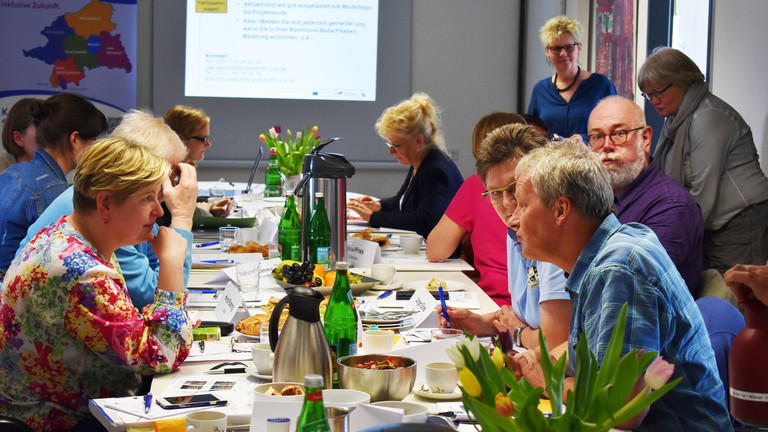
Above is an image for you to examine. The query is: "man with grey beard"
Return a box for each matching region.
[587,96,703,293]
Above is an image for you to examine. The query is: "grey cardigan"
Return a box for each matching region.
[654,82,768,230]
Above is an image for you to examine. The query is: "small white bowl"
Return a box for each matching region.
[253,382,305,402]
[371,401,429,423]
[322,389,371,406]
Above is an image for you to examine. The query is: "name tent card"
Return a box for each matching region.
[346,237,381,268]
[404,286,440,328]
[213,282,250,323]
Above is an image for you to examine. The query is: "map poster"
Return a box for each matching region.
[0,0,137,129]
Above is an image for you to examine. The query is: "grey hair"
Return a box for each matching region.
[111,109,187,164]
[638,47,705,93]
[516,140,613,222]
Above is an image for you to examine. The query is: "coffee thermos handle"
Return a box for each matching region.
[269,295,290,352]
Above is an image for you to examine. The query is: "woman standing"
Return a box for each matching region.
[0,138,193,431]
[0,93,107,276]
[528,16,616,141]
[639,47,768,273]
[347,92,463,238]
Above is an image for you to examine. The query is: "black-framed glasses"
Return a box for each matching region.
[641,84,672,101]
[190,135,210,144]
[587,127,645,149]
[547,43,579,54]
[385,142,402,149]
[482,181,516,204]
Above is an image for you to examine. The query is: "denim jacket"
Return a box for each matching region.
[0,149,68,274]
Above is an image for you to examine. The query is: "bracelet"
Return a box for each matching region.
[513,325,529,347]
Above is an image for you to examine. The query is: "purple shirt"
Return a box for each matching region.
[614,160,703,293]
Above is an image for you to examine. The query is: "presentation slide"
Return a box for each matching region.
[185,0,379,101]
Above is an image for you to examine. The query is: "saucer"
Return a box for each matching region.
[412,382,461,400]
[246,365,272,380]
[369,280,404,291]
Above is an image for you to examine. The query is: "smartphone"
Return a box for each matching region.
[155,393,228,409]
[395,290,448,301]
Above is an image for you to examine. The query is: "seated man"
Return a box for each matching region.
[509,141,731,431]
[14,110,196,308]
[587,96,703,294]
[438,124,571,350]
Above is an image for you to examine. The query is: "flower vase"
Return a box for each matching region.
[283,174,302,195]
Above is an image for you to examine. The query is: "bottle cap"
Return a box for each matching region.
[315,192,324,197]
[335,261,349,270]
[304,373,324,387]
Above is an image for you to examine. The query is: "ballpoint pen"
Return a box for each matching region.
[438,283,451,328]
[194,241,219,248]
[144,393,152,414]
[201,259,235,264]
[206,367,247,374]
[377,289,394,300]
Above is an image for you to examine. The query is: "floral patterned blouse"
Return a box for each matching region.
[0,216,192,431]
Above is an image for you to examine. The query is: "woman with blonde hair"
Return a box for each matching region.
[163,105,230,218]
[0,138,193,431]
[347,92,463,238]
[528,16,615,140]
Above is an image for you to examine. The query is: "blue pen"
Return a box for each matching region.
[194,241,219,248]
[144,393,152,414]
[438,283,450,328]
[377,289,394,300]
[201,259,234,264]
[189,289,218,294]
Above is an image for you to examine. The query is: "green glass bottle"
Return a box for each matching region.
[323,262,358,387]
[265,147,282,198]
[295,374,330,432]
[308,192,332,269]
[278,192,301,261]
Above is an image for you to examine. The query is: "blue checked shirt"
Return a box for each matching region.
[566,215,732,431]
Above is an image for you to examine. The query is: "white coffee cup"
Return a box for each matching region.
[362,329,394,353]
[425,361,459,394]
[371,263,396,285]
[252,341,274,375]
[400,234,422,254]
[186,410,227,432]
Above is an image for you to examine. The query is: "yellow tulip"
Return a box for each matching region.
[459,367,482,397]
[491,347,504,371]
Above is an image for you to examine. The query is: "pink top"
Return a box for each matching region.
[445,174,510,306]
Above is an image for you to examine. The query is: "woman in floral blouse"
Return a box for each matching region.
[0,137,193,431]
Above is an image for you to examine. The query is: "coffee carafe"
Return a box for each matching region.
[294,138,355,267]
[269,285,332,387]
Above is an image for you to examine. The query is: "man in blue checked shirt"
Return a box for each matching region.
[507,140,731,431]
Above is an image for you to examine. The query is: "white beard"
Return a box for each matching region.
[604,146,647,191]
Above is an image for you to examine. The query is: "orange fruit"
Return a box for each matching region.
[313,265,326,279]
[324,271,337,287]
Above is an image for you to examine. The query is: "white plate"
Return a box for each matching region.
[369,280,405,291]
[246,365,272,380]
[263,197,284,203]
[412,382,462,400]
[403,280,466,291]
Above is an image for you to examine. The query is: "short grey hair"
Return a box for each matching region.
[638,47,705,93]
[516,140,613,222]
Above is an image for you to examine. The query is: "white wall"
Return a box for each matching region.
[710,0,768,173]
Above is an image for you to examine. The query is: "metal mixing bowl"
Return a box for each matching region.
[337,354,417,402]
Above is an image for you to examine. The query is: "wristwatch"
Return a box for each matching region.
[513,325,529,347]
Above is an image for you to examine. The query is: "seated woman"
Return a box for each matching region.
[426,112,526,306]
[0,93,107,276]
[437,124,571,350]
[0,138,193,431]
[163,105,230,221]
[0,98,40,172]
[347,93,463,238]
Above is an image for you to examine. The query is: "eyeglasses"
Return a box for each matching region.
[190,135,210,144]
[586,127,645,149]
[547,43,579,54]
[482,181,516,204]
[641,84,672,101]
[385,142,402,149]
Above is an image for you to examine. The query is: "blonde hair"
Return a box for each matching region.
[539,16,582,47]
[375,92,445,150]
[471,112,526,159]
[516,140,613,222]
[111,109,187,164]
[163,105,210,140]
[638,47,705,93]
[73,137,170,213]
